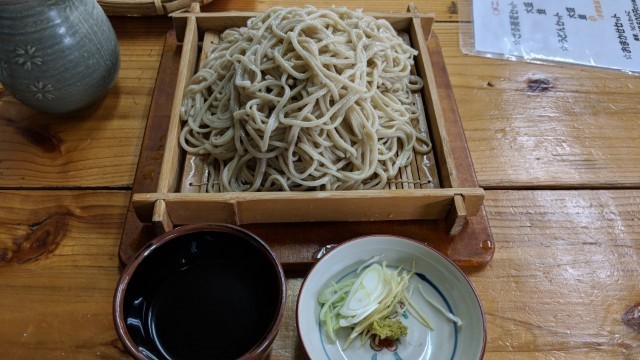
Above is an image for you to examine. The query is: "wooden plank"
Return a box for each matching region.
[412,16,459,188]
[425,26,479,190]
[119,26,182,265]
[0,17,170,189]
[134,188,484,225]
[270,189,640,359]
[151,199,173,234]
[433,22,640,189]
[422,23,494,267]
[156,16,199,194]
[2,189,638,358]
[200,0,461,22]
[172,11,429,42]
[478,190,640,358]
[177,11,424,25]
[0,190,131,359]
[446,193,467,235]
[179,30,218,194]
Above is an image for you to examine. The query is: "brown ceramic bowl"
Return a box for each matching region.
[113,224,286,360]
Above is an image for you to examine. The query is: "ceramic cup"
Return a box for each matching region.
[0,0,120,113]
[113,224,286,360]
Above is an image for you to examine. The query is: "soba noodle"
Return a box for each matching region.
[179,6,431,192]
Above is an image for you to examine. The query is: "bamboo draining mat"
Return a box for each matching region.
[98,0,213,16]
[179,31,440,194]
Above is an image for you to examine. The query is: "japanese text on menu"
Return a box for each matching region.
[474,1,640,72]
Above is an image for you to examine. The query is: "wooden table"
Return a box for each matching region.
[1,1,639,359]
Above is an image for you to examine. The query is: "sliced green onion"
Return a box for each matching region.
[417,285,463,327]
[318,257,443,350]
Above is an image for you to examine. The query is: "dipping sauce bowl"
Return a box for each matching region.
[113,224,286,360]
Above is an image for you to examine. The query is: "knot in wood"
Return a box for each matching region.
[527,78,553,92]
[622,303,640,333]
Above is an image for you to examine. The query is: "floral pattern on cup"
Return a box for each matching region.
[14,45,42,71]
[29,81,54,100]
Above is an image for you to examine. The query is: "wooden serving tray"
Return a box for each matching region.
[119,6,494,272]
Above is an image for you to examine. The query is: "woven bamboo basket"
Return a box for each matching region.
[97,0,213,16]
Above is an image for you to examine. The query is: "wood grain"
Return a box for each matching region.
[479,190,640,359]
[1,4,639,360]
[119,27,182,265]
[0,17,170,189]
[270,190,640,359]
[0,190,131,359]
[2,190,637,359]
[132,188,485,224]
[432,22,640,189]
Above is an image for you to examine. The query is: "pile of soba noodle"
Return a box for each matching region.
[179,6,431,192]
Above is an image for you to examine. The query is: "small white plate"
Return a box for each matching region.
[296,235,486,360]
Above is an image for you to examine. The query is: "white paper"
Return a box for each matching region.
[472,0,640,72]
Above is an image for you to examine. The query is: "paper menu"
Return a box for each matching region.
[472,0,640,72]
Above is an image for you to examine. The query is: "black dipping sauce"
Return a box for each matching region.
[122,231,281,360]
